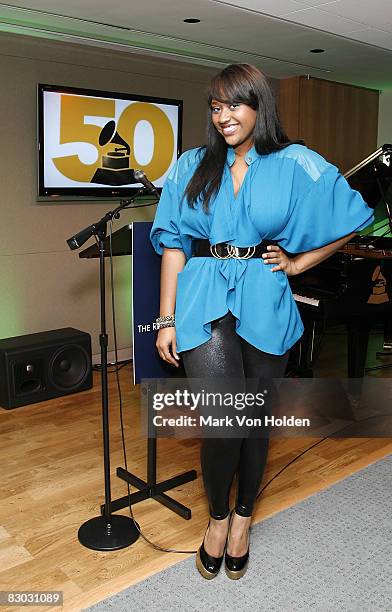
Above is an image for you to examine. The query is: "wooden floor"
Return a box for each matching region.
[0,327,391,611]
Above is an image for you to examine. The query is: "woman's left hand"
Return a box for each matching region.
[262,245,300,276]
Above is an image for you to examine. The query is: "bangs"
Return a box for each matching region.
[208,70,257,108]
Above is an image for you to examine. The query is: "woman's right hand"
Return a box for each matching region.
[156,327,180,367]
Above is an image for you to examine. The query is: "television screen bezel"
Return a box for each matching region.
[37,83,183,200]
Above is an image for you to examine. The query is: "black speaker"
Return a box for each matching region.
[0,328,92,409]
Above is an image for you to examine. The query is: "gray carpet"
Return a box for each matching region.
[86,455,392,612]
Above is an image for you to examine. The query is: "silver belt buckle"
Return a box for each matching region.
[209,243,256,259]
[210,243,231,259]
[229,245,256,259]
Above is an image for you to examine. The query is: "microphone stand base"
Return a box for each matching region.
[78,514,140,551]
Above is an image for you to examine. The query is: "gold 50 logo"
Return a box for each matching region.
[52,95,175,185]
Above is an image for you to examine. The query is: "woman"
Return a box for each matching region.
[150,64,374,580]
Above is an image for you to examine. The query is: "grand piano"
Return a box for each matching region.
[288,144,392,377]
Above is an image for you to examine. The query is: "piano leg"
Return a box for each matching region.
[377,317,392,355]
[346,318,370,378]
[288,314,324,377]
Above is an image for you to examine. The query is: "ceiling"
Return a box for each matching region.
[0,0,391,88]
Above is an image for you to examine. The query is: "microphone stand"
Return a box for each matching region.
[68,191,145,551]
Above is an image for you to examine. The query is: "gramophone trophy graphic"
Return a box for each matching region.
[91,120,137,186]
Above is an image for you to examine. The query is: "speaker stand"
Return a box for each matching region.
[101,436,197,519]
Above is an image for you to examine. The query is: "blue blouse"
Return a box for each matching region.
[150,144,375,355]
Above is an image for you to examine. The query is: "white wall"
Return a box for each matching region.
[377,88,392,147]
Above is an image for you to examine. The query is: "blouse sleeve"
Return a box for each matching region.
[150,150,194,259]
[275,163,375,255]
[150,172,183,254]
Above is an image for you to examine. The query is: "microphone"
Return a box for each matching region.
[133,169,159,198]
[67,223,97,250]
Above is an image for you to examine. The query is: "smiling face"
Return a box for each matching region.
[210,99,257,155]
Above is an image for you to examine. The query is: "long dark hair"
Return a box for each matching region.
[185,63,298,212]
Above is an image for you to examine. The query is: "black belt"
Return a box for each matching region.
[192,239,279,260]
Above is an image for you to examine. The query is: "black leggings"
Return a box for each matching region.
[181,312,290,519]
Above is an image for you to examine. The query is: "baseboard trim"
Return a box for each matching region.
[92,347,132,366]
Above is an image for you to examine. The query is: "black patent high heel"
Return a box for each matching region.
[225,510,251,580]
[196,516,229,580]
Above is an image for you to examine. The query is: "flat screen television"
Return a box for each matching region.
[37,84,182,199]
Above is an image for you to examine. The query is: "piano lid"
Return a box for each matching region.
[344,144,392,208]
[344,144,392,237]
